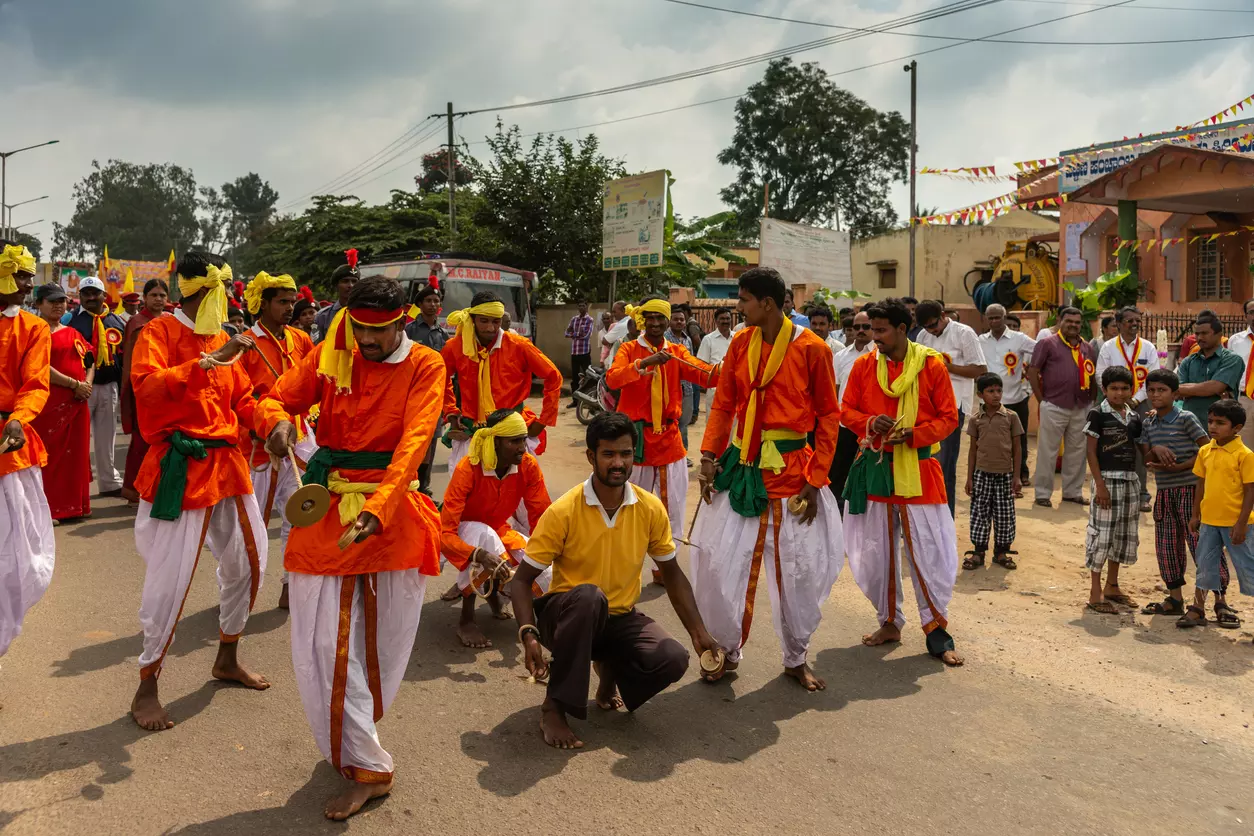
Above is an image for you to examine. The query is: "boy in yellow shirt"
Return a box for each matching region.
[1184,399,1254,629]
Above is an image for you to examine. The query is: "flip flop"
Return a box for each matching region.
[1086,601,1118,614]
[1105,592,1138,609]
[1141,597,1185,616]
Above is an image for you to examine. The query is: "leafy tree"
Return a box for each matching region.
[416,147,473,194]
[10,231,41,260]
[719,58,909,240]
[53,159,199,261]
[468,122,626,302]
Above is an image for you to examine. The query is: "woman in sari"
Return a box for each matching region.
[120,278,169,505]
[31,283,94,522]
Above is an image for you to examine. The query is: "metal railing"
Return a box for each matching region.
[1141,311,1246,343]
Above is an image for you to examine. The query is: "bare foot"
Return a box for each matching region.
[441,582,462,602]
[131,679,174,731]
[277,583,289,611]
[324,779,392,821]
[457,621,491,648]
[540,701,584,749]
[487,592,513,620]
[861,623,902,647]
[593,662,624,710]
[211,642,271,690]
[942,649,964,667]
[784,663,826,691]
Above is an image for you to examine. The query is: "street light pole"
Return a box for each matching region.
[0,140,59,239]
[3,195,50,235]
[903,61,918,299]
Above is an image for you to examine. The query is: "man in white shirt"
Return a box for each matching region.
[1095,306,1159,510]
[601,300,629,355]
[696,308,735,366]
[1227,299,1254,448]
[807,304,845,354]
[915,299,987,517]
[978,304,1036,487]
[831,311,873,513]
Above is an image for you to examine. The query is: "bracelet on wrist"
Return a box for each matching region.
[518,624,540,644]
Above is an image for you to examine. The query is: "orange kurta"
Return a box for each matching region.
[131,314,257,509]
[701,326,840,497]
[256,338,444,576]
[0,308,50,478]
[238,323,315,467]
[606,335,719,466]
[839,349,958,505]
[439,453,551,570]
[441,329,562,427]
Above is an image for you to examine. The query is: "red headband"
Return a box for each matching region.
[348,306,404,326]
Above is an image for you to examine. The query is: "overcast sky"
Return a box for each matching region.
[3,0,1251,257]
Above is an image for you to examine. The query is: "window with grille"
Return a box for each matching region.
[1195,240,1228,300]
[878,267,896,289]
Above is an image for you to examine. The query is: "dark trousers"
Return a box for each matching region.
[938,409,965,518]
[569,353,591,404]
[828,425,860,515]
[1006,398,1031,483]
[417,418,443,495]
[535,584,689,720]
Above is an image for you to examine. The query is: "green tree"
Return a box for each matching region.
[468,122,626,302]
[718,58,909,240]
[416,147,473,194]
[10,231,42,260]
[53,159,200,261]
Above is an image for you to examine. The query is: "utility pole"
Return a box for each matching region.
[446,102,457,245]
[0,140,59,239]
[904,60,918,299]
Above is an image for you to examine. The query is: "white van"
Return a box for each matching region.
[357,258,535,338]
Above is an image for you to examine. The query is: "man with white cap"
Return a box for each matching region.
[65,276,127,496]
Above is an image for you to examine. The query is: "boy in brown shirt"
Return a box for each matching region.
[963,373,1024,570]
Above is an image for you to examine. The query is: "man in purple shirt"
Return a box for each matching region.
[564,298,595,409]
[1027,306,1098,508]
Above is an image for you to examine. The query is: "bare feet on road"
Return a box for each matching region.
[784,663,826,691]
[131,680,174,731]
[594,662,624,710]
[540,700,584,749]
[862,623,902,647]
[324,779,392,821]
[457,621,491,648]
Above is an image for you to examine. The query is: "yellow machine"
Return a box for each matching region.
[967,240,1059,313]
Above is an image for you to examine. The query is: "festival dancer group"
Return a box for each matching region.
[0,246,968,820]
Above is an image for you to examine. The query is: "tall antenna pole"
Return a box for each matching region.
[904,60,918,299]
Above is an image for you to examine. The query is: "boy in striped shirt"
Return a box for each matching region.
[1138,369,1228,616]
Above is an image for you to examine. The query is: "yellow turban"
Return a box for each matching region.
[467,411,529,472]
[625,299,671,329]
[0,244,36,296]
[446,301,507,422]
[178,263,232,336]
[244,271,296,315]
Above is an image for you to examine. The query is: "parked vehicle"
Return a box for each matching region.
[357,257,535,337]
[573,365,616,425]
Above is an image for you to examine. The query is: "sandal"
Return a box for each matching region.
[1141,597,1185,616]
[1086,601,1119,614]
[1105,590,1138,609]
[1062,496,1090,507]
[992,550,1018,570]
[1034,498,1052,508]
[1176,605,1207,628]
[962,551,985,570]
[1214,604,1241,629]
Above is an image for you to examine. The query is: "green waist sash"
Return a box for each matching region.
[630,418,680,464]
[151,431,232,521]
[713,437,809,518]
[842,445,934,516]
[303,447,396,489]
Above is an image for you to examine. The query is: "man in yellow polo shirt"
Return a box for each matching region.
[510,412,720,749]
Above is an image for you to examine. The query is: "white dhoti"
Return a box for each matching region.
[629,459,689,539]
[0,468,56,657]
[289,570,426,782]
[135,494,267,678]
[449,435,541,534]
[249,430,318,585]
[845,500,957,640]
[690,489,844,668]
[449,521,551,596]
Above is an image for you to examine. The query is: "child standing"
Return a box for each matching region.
[1182,399,1254,630]
[1083,366,1143,613]
[963,373,1024,570]
[1137,369,1230,616]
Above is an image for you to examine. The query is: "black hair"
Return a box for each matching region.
[1195,309,1223,335]
[575,297,588,304]
[714,308,733,320]
[291,299,315,322]
[865,297,912,330]
[738,266,786,308]
[346,275,405,311]
[783,288,794,299]
[914,299,943,325]
[976,373,1003,393]
[808,304,834,324]
[1209,398,1246,428]
[1057,306,1082,320]
[1005,314,1021,325]
[330,263,359,286]
[901,296,919,305]
[486,409,517,428]
[175,250,225,279]
[1100,315,1115,329]
[586,411,637,451]
[1145,369,1179,391]
[470,290,502,308]
[1101,366,1134,389]
[1117,305,1140,323]
[142,278,169,296]
[416,285,440,304]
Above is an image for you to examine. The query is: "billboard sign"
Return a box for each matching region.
[1059,119,1254,193]
[602,170,667,270]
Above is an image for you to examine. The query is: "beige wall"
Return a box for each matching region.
[534,303,613,379]
[852,215,1060,305]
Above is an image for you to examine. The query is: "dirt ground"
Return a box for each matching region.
[2,398,1252,835]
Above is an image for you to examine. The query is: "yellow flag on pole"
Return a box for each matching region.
[115,267,134,313]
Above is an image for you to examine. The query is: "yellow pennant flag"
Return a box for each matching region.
[115,267,134,314]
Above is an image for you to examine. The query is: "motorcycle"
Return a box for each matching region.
[573,365,617,425]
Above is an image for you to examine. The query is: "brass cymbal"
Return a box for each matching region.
[286,483,331,527]
[700,648,726,676]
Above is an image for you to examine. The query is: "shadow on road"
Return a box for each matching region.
[460,643,943,795]
[48,606,288,678]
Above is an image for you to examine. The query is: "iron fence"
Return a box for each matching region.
[1141,311,1246,344]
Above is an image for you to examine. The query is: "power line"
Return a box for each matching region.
[664,0,1254,42]
[1009,0,1252,10]
[343,117,465,195]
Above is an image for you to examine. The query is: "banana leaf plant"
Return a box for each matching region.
[1062,268,1138,340]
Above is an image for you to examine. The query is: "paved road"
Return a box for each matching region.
[2,409,1253,834]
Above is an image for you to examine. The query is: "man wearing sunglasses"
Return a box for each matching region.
[914,300,987,517]
[831,311,874,512]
